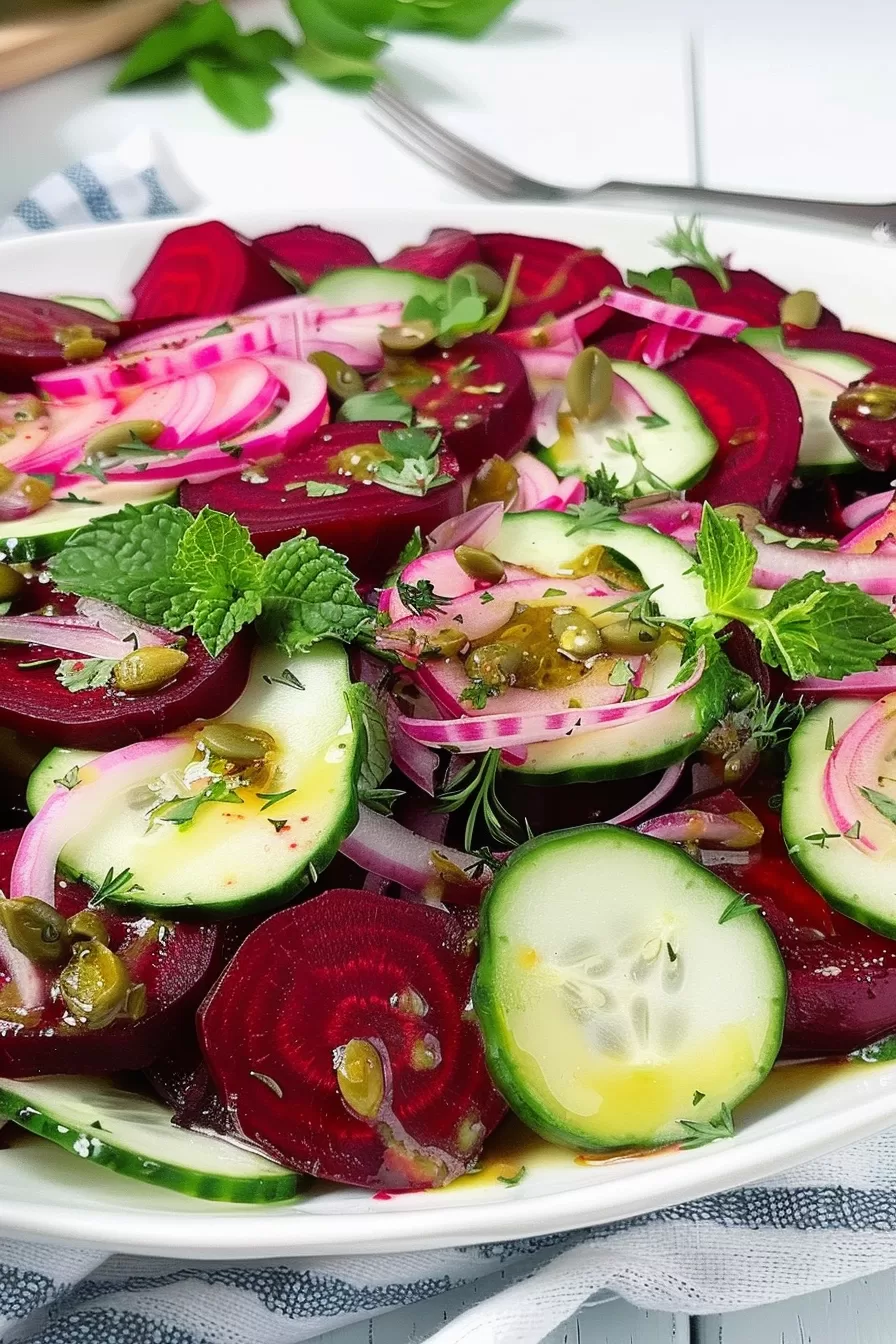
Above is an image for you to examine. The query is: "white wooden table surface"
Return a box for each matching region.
[3,0,896,1337]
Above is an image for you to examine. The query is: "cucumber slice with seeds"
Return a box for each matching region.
[0,1075,299,1203]
[474,826,785,1150]
[307,266,446,307]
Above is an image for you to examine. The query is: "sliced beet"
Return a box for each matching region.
[368,334,533,471]
[475,233,622,330]
[0,589,251,750]
[252,225,375,288]
[830,365,896,471]
[0,829,222,1076]
[181,421,463,579]
[0,294,119,386]
[199,888,506,1189]
[382,228,480,278]
[131,221,292,322]
[674,267,840,330]
[664,339,803,517]
[715,797,896,1056]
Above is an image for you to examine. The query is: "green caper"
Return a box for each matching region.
[466,455,519,509]
[307,351,365,401]
[565,347,614,423]
[379,320,438,354]
[426,627,469,658]
[83,419,165,460]
[0,562,25,602]
[595,616,661,656]
[59,940,132,1029]
[199,721,276,764]
[779,289,821,329]
[112,646,189,695]
[449,263,506,309]
[0,897,70,965]
[67,909,110,946]
[550,610,603,660]
[54,326,107,362]
[464,641,522,688]
[454,545,506,584]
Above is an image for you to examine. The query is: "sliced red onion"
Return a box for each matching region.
[604,761,686,825]
[9,397,120,476]
[622,498,701,544]
[602,287,747,339]
[500,295,610,351]
[0,396,51,466]
[414,651,628,723]
[842,490,896,531]
[11,736,191,907]
[519,336,582,383]
[532,386,565,448]
[838,503,896,555]
[427,501,504,553]
[637,805,762,848]
[118,372,217,450]
[823,695,896,855]
[244,297,404,371]
[399,644,705,752]
[383,548,533,622]
[339,805,483,898]
[796,667,896,698]
[751,530,896,594]
[187,359,280,448]
[36,317,281,400]
[388,705,438,796]
[73,598,177,648]
[0,472,47,521]
[220,357,327,457]
[500,744,528,766]
[0,615,139,660]
[638,326,700,368]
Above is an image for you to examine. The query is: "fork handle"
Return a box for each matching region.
[598,181,896,236]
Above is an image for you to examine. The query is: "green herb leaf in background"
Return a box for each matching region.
[625,267,697,308]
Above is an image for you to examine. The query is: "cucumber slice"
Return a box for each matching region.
[541,360,717,492]
[474,826,785,1150]
[782,697,896,937]
[0,483,177,563]
[506,654,731,784]
[27,641,360,916]
[307,266,446,307]
[490,509,709,621]
[27,748,98,815]
[740,328,870,475]
[50,295,122,322]
[0,1075,299,1203]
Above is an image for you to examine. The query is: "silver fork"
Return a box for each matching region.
[369,83,896,239]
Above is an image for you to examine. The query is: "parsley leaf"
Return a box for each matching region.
[754,524,837,551]
[626,266,697,307]
[678,1102,735,1149]
[859,787,896,826]
[152,778,243,828]
[582,466,627,508]
[564,499,620,534]
[376,427,450,497]
[692,503,758,610]
[338,389,414,425]
[257,533,371,653]
[293,480,349,498]
[55,659,117,693]
[346,682,391,795]
[396,579,448,615]
[656,216,730,292]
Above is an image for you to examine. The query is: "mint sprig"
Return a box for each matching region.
[49,504,371,660]
[693,504,896,680]
[625,267,697,307]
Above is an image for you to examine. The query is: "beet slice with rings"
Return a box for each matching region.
[181,421,464,580]
[0,829,223,1076]
[665,339,803,518]
[252,225,375,288]
[131,221,293,321]
[368,334,534,471]
[830,364,896,472]
[475,233,622,330]
[710,795,896,1057]
[673,267,841,330]
[199,888,506,1190]
[382,228,480,278]
[0,590,252,750]
[0,294,120,386]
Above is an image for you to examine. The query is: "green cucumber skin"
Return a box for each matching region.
[0,1091,300,1203]
[473,827,786,1151]
[538,442,711,494]
[307,267,446,306]
[0,490,178,563]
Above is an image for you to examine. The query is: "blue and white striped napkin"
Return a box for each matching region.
[5,136,896,1343]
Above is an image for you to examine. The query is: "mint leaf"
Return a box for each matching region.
[626,267,697,307]
[186,58,281,130]
[693,504,757,610]
[49,503,192,625]
[110,0,238,88]
[376,427,447,497]
[258,534,371,653]
[388,0,514,38]
[384,527,424,588]
[55,659,117,693]
[169,508,265,655]
[742,574,896,681]
[337,390,414,426]
[346,682,392,797]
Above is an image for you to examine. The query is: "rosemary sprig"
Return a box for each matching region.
[436,749,522,851]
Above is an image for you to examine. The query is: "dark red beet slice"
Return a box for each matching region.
[0,294,119,386]
[0,829,222,1076]
[199,888,506,1189]
[0,591,251,750]
[368,334,533,471]
[713,797,896,1056]
[252,225,375,288]
[830,365,896,471]
[182,422,462,579]
[665,339,802,518]
[131,221,292,321]
[674,267,841,330]
[382,228,480,278]
[475,233,622,330]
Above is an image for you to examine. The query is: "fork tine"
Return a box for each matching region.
[369,84,536,198]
